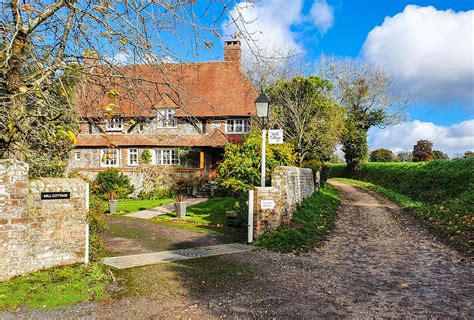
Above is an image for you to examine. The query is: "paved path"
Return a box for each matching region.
[103,243,252,269]
[125,197,207,219]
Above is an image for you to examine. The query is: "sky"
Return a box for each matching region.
[212,0,474,156]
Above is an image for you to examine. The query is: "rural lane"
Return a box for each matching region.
[3,180,472,319]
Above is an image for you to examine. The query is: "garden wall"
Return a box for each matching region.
[0,160,89,280]
[253,166,315,238]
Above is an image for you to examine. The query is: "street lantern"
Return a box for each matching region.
[255,93,270,188]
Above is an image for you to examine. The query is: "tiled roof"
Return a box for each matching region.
[75,130,233,148]
[77,62,258,118]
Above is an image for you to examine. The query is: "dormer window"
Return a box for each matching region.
[157,109,177,128]
[105,117,123,132]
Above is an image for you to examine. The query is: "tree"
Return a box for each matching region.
[396,151,413,162]
[268,75,345,164]
[412,140,433,162]
[320,57,409,171]
[464,151,474,159]
[432,150,449,160]
[1,1,250,160]
[369,148,395,162]
[217,131,297,194]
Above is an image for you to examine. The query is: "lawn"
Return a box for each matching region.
[156,197,240,225]
[0,263,111,310]
[109,198,174,214]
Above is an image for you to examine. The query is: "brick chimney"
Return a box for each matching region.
[224,40,241,63]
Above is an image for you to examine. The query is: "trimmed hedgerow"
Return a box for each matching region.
[256,184,340,252]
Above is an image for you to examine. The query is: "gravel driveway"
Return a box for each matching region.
[3,180,472,319]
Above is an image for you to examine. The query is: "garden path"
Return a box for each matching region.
[125,197,207,219]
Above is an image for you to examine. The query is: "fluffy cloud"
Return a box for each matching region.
[223,0,334,55]
[309,0,334,34]
[368,119,474,156]
[362,5,474,107]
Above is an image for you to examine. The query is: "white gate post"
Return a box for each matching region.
[247,189,254,243]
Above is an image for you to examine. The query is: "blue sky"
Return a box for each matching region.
[212,0,473,155]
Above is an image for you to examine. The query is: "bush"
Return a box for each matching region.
[93,169,134,199]
[141,149,152,164]
[27,157,68,179]
[257,184,340,252]
[88,196,108,261]
[138,187,175,200]
[217,131,297,194]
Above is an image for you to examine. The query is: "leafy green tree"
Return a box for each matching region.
[413,140,434,162]
[463,151,474,159]
[432,150,449,160]
[369,148,395,162]
[396,151,413,162]
[268,75,345,164]
[217,131,297,194]
[341,116,369,169]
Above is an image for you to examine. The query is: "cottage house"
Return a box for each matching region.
[68,41,258,179]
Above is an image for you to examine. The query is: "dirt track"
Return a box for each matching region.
[3,180,472,319]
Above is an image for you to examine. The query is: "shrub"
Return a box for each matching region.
[369,148,395,162]
[141,149,152,164]
[88,196,108,261]
[27,157,68,179]
[138,187,175,200]
[93,169,134,199]
[217,131,297,194]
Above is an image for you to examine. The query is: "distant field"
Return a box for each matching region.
[327,159,474,255]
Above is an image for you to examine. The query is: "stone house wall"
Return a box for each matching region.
[253,166,315,238]
[0,160,88,280]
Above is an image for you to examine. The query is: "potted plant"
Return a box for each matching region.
[174,194,188,218]
[108,191,119,214]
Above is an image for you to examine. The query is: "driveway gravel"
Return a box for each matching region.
[3,180,472,319]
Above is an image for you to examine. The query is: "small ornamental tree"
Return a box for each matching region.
[412,140,434,162]
[369,148,395,162]
[217,131,297,194]
[93,169,134,199]
[432,150,449,160]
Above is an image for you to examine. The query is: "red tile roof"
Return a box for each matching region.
[77,62,258,118]
[76,130,233,148]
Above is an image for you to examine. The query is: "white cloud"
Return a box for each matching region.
[223,0,335,56]
[309,0,334,34]
[362,5,474,107]
[368,119,474,156]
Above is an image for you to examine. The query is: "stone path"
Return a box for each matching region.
[125,197,207,219]
[102,243,252,269]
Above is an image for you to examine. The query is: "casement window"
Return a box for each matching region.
[100,149,119,167]
[105,117,123,131]
[225,119,250,134]
[156,109,177,128]
[75,152,81,160]
[128,148,138,166]
[155,149,179,165]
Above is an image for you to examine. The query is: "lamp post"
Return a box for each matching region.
[255,93,271,187]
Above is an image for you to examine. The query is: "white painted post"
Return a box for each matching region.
[85,183,90,265]
[247,189,254,243]
[261,129,266,187]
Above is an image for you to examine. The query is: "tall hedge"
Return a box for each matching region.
[326,159,474,204]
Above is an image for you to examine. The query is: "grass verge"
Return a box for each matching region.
[256,184,341,253]
[0,263,111,311]
[333,178,473,256]
[108,198,174,215]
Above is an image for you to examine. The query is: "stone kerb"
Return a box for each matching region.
[0,159,88,280]
[253,166,315,238]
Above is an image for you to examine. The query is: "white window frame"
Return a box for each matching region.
[155,149,179,165]
[225,119,250,134]
[105,117,123,132]
[156,109,177,128]
[128,148,138,166]
[74,152,80,160]
[100,149,120,167]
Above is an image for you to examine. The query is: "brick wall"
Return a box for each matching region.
[0,160,88,280]
[253,166,315,238]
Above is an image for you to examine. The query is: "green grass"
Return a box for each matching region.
[334,178,473,256]
[156,197,239,225]
[256,184,341,253]
[109,198,174,214]
[0,263,111,310]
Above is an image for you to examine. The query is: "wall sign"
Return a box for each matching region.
[261,199,276,209]
[41,192,70,200]
[268,129,283,144]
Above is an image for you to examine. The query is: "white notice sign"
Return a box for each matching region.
[268,129,283,144]
[261,200,276,209]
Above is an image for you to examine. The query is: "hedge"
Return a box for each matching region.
[326,159,474,204]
